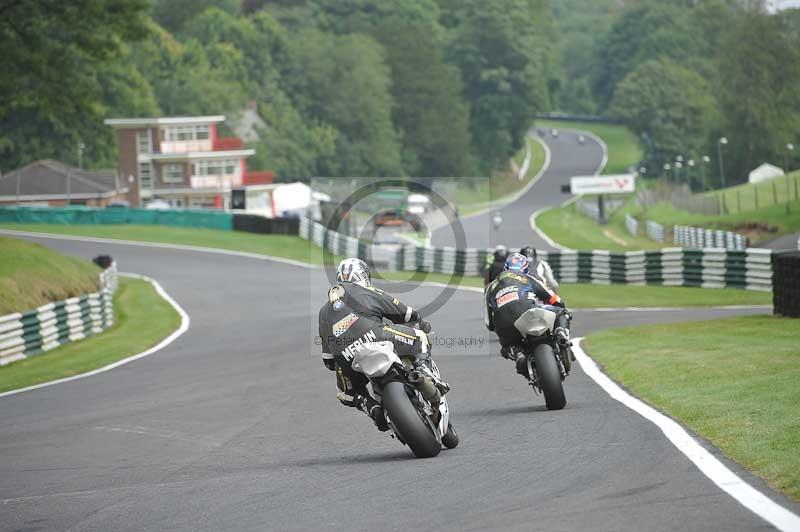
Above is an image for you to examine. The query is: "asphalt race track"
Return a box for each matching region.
[2,234,797,532]
[431,129,605,250]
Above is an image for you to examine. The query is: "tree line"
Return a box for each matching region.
[559,0,800,187]
[0,0,559,180]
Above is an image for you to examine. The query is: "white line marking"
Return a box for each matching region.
[573,338,800,532]
[0,273,190,399]
[0,229,317,269]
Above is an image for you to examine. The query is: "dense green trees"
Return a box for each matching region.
[1,0,561,180]
[570,0,800,187]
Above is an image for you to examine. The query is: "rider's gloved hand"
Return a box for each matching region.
[323,356,336,371]
[418,319,433,334]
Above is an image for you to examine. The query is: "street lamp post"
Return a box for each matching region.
[786,143,795,173]
[674,161,683,182]
[701,155,711,191]
[717,137,728,189]
[687,159,695,188]
[663,163,671,180]
[77,141,85,170]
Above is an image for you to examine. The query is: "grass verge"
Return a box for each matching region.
[535,119,643,175]
[584,315,800,501]
[1,224,771,308]
[455,136,547,216]
[0,224,326,265]
[536,200,662,251]
[377,271,770,307]
[0,277,181,393]
[0,236,101,314]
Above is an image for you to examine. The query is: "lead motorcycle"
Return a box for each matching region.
[512,307,573,410]
[351,327,458,458]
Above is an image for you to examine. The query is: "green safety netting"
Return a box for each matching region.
[0,206,233,231]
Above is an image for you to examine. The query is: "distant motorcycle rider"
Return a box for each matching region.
[485,253,571,377]
[318,258,445,431]
[484,245,508,286]
[519,246,559,292]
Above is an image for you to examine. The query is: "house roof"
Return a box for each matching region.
[104,116,226,128]
[0,160,123,199]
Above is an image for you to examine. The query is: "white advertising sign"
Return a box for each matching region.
[190,176,231,190]
[570,174,636,194]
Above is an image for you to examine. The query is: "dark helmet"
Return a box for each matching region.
[493,244,508,262]
[519,246,537,261]
[504,252,530,275]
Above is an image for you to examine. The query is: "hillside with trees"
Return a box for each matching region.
[0,0,559,180]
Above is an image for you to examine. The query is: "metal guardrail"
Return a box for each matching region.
[624,214,638,236]
[646,220,665,243]
[300,218,773,292]
[0,263,118,366]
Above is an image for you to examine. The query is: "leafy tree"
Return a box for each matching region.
[0,0,150,170]
[151,0,240,34]
[716,10,800,182]
[372,23,474,177]
[591,1,701,111]
[285,30,403,176]
[445,0,558,170]
[131,24,248,117]
[610,58,719,169]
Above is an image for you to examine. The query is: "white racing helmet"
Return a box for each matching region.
[336,258,371,287]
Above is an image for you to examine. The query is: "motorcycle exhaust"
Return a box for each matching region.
[408,371,441,404]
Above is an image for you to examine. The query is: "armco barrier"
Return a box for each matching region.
[0,263,118,366]
[301,218,773,291]
[0,206,232,231]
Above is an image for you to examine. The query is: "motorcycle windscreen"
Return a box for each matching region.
[513,307,556,337]
[351,341,401,378]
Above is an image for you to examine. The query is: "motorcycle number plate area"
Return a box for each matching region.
[351,341,401,378]
[513,307,556,336]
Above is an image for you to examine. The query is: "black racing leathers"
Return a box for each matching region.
[484,259,506,286]
[318,282,426,407]
[485,270,565,349]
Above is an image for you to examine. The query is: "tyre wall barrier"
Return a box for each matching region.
[0,263,118,366]
[300,218,773,292]
[673,224,747,251]
[772,251,800,317]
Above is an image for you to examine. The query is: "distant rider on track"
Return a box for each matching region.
[485,253,571,377]
[519,246,559,292]
[318,258,448,431]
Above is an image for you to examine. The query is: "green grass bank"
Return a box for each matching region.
[0,277,181,393]
[585,315,800,501]
[0,236,101,314]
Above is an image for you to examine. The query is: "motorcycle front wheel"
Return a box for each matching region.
[382,381,442,458]
[533,344,566,410]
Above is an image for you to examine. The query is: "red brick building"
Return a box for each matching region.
[104,115,272,208]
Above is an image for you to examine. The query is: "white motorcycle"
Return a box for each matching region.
[351,328,457,458]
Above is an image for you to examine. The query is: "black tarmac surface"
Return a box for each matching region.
[1,234,795,532]
[431,130,605,250]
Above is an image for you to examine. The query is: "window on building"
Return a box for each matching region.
[194,159,237,176]
[136,130,152,154]
[138,161,153,188]
[162,125,210,142]
[162,163,184,183]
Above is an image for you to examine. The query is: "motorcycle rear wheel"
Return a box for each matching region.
[533,344,566,410]
[382,381,442,458]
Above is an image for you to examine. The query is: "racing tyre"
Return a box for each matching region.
[533,344,566,410]
[442,423,459,449]
[382,381,441,458]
